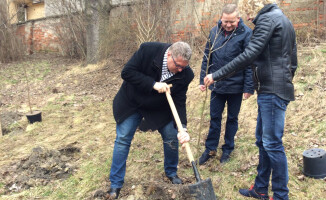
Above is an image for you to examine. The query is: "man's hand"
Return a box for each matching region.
[204,74,214,87]
[153,82,170,93]
[243,93,252,100]
[199,85,206,92]
[177,129,190,148]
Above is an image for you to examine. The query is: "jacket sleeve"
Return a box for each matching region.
[291,41,298,77]
[121,43,156,93]
[212,16,274,82]
[243,29,255,94]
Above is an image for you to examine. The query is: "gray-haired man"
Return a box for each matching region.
[107,42,194,199]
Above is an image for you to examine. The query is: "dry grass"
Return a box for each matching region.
[0,44,325,199]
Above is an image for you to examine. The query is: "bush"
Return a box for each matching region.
[99,0,174,61]
[47,0,87,59]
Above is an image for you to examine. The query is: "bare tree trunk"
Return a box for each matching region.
[86,0,100,64]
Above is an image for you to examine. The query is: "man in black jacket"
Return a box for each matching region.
[107,41,194,199]
[204,1,297,200]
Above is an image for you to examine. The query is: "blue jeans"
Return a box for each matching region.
[109,112,179,188]
[205,92,242,154]
[254,94,289,200]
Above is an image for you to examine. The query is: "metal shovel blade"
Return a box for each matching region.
[188,178,217,200]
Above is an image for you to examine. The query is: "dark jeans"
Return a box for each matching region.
[109,112,179,189]
[205,92,243,154]
[254,94,289,200]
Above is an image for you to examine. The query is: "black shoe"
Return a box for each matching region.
[199,150,216,165]
[220,153,230,163]
[106,188,121,199]
[167,175,183,184]
[239,185,270,199]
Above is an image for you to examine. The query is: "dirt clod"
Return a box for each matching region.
[0,145,80,194]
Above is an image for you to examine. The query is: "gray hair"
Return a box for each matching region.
[169,41,192,61]
[222,4,239,17]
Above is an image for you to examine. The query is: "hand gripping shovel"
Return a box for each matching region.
[165,91,217,200]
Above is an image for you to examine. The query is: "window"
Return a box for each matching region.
[17,4,27,23]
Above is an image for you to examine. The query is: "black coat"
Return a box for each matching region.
[212,4,297,101]
[200,18,254,94]
[113,42,194,130]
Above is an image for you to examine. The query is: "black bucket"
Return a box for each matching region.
[303,148,326,179]
[26,111,42,124]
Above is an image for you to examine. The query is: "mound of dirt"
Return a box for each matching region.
[92,171,206,200]
[93,182,195,200]
[0,145,80,194]
[0,111,24,135]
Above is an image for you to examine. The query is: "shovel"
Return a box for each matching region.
[165,91,217,200]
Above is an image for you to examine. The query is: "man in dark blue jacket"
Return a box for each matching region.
[199,4,254,165]
[107,42,194,199]
[204,1,297,199]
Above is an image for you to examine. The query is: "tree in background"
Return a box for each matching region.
[0,0,25,63]
[134,0,173,46]
[47,0,87,59]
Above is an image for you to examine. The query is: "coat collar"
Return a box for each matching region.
[153,43,171,69]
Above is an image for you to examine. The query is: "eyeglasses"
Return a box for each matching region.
[171,54,187,70]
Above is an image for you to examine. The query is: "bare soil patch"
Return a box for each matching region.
[93,181,196,200]
[0,111,24,135]
[0,145,80,194]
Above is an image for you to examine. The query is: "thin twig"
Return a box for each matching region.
[22,64,33,113]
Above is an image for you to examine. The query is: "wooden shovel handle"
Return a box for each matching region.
[165,91,195,163]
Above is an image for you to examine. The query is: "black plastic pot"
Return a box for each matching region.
[303,148,326,179]
[26,110,42,124]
